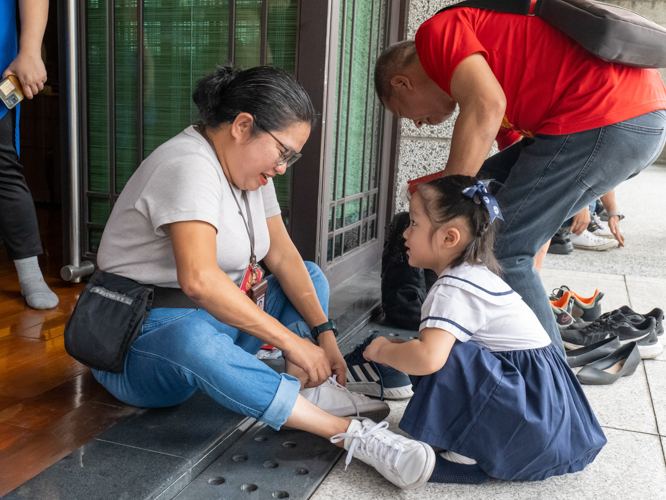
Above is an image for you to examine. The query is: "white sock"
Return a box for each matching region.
[440,450,477,465]
[14,256,59,309]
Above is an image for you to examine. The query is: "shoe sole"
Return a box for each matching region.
[346,382,414,400]
[638,342,665,359]
[564,332,652,351]
[572,242,617,251]
[327,405,391,422]
[402,444,437,490]
[547,243,573,255]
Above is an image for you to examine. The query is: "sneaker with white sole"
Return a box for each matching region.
[331,419,435,490]
[589,214,614,239]
[568,229,617,251]
[344,333,413,400]
[300,376,390,421]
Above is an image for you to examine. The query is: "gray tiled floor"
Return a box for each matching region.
[312,166,666,499]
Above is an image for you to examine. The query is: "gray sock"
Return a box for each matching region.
[14,256,59,309]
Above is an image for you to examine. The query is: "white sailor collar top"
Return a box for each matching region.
[420,263,552,352]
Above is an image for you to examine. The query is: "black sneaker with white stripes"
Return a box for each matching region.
[344,333,413,400]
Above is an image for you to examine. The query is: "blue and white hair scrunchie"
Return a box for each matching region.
[461,180,503,223]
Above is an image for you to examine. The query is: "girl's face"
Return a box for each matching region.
[403,193,439,270]
[226,116,311,191]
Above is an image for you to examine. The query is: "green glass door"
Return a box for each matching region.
[323,0,389,279]
[82,0,298,256]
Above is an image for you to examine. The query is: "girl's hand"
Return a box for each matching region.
[363,336,391,364]
[570,206,591,235]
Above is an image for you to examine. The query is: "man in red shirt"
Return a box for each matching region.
[374,7,666,352]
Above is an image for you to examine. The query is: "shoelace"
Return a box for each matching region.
[344,335,386,401]
[580,314,626,333]
[312,375,360,417]
[330,421,405,471]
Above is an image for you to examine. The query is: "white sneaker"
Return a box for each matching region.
[300,376,390,420]
[590,214,614,239]
[568,229,617,251]
[331,419,435,490]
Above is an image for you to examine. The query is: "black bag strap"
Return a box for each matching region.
[436,0,534,17]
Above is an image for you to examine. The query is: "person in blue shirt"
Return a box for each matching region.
[1,0,58,309]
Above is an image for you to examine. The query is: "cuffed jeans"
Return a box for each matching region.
[93,261,329,431]
[479,110,666,353]
[0,108,43,259]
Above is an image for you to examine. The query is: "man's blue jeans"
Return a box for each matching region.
[479,110,666,353]
[92,261,329,431]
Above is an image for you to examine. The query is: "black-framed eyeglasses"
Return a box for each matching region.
[255,121,302,168]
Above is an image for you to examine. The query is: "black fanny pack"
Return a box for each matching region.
[64,270,196,373]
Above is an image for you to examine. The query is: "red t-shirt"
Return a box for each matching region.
[415,8,666,137]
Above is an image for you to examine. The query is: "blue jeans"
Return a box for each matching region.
[479,110,666,353]
[93,261,329,431]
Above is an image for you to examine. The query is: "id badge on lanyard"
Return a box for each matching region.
[241,262,268,311]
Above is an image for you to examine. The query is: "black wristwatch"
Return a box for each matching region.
[311,319,338,343]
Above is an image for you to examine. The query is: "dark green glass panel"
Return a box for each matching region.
[143,0,230,159]
[330,0,344,202]
[335,0,353,200]
[369,218,376,240]
[362,195,368,218]
[267,0,297,73]
[335,204,343,230]
[87,0,110,193]
[235,0,262,68]
[328,206,334,232]
[89,198,111,225]
[115,0,138,194]
[369,192,376,215]
[361,221,367,244]
[344,198,360,226]
[343,226,360,253]
[89,228,105,253]
[327,237,333,262]
[344,0,371,197]
[364,0,381,192]
[334,233,343,258]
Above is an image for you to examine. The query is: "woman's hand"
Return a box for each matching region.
[363,336,391,364]
[608,215,625,247]
[282,336,332,388]
[569,207,591,235]
[318,333,347,386]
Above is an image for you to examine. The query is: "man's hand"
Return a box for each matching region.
[282,336,332,388]
[318,333,347,386]
[363,336,391,364]
[3,52,47,99]
[608,215,625,247]
[570,207,591,235]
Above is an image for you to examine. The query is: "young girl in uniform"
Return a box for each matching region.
[363,175,606,484]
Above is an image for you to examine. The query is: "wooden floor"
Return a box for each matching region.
[0,205,137,497]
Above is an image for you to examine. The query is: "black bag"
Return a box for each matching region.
[64,270,154,373]
[437,0,666,68]
[381,212,438,330]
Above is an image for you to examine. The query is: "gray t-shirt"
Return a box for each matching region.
[97,125,281,287]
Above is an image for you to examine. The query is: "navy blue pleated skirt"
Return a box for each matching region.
[400,341,606,482]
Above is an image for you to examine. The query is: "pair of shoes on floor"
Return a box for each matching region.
[568,228,618,251]
[550,286,604,327]
[561,307,664,359]
[343,333,413,400]
[568,336,641,385]
[331,418,435,489]
[547,227,574,255]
